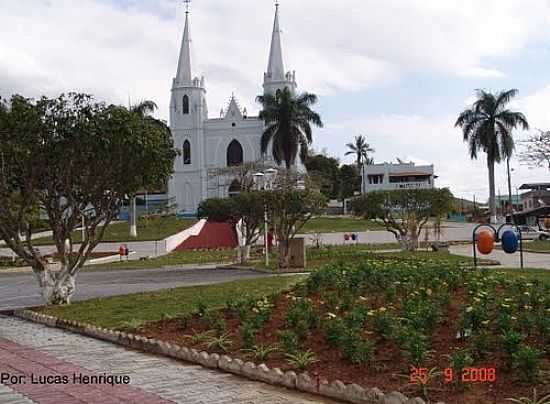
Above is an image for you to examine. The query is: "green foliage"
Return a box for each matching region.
[198,198,236,222]
[279,330,299,355]
[0,93,177,285]
[448,349,474,387]
[185,329,216,345]
[286,298,318,337]
[206,333,233,353]
[285,350,319,370]
[242,344,279,362]
[239,321,257,350]
[398,327,430,367]
[350,188,454,251]
[257,87,323,168]
[501,329,524,368]
[513,345,542,383]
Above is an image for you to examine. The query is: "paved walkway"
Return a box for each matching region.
[450,244,550,269]
[0,316,336,404]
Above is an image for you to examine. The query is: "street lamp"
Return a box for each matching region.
[253,168,278,268]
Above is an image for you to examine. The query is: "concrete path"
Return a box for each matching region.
[0,316,335,404]
[450,244,550,269]
[0,268,287,311]
[298,222,477,246]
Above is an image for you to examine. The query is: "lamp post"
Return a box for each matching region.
[253,168,278,268]
[507,158,515,225]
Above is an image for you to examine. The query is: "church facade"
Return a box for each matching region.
[168,4,298,214]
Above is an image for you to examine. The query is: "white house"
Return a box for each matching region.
[168,4,299,214]
[362,162,437,193]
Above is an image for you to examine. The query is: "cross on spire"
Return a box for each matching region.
[183,0,191,14]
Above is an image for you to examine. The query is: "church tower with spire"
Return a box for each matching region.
[263,2,297,95]
[169,6,209,212]
[168,2,302,214]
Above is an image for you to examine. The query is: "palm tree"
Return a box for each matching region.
[345,135,375,171]
[455,89,529,223]
[257,87,323,169]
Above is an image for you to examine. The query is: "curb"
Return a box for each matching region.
[13,310,445,404]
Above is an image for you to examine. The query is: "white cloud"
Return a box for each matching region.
[3,0,550,118]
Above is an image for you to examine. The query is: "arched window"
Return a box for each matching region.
[228,179,241,197]
[183,140,191,165]
[182,95,189,115]
[227,140,243,167]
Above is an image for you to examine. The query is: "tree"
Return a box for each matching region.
[127,100,166,238]
[339,164,361,199]
[345,135,375,173]
[198,192,265,264]
[351,189,454,251]
[264,171,326,269]
[0,93,177,305]
[305,152,341,199]
[257,87,323,168]
[455,89,529,223]
[520,129,550,170]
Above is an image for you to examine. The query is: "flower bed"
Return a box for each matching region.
[119,258,549,403]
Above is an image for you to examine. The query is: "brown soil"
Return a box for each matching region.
[135,291,549,404]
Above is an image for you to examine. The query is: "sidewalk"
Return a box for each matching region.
[0,316,336,404]
[450,244,550,269]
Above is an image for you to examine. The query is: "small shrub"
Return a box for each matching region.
[185,329,216,345]
[206,333,233,353]
[324,317,346,347]
[399,328,430,367]
[242,344,279,362]
[286,350,319,370]
[194,298,208,318]
[279,330,299,355]
[239,321,256,350]
[448,349,474,388]
[286,298,318,331]
[470,330,491,360]
[512,345,542,383]
[372,310,396,340]
[501,329,524,368]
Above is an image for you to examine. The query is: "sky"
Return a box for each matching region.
[1,0,550,201]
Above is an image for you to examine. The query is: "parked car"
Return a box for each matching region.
[516,226,550,241]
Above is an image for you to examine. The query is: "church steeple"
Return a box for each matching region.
[266,2,285,82]
[175,9,192,85]
[263,2,297,95]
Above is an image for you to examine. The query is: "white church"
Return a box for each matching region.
[168,3,300,214]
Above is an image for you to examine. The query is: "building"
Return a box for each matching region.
[513,183,550,226]
[168,4,299,213]
[361,162,437,193]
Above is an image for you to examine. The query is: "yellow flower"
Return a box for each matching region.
[379,307,387,312]
[466,307,474,313]
[426,289,432,296]
[327,312,337,319]
[482,320,490,326]
[359,296,367,301]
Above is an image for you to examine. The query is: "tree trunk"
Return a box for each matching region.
[397,234,418,252]
[487,158,497,224]
[239,245,251,264]
[278,240,290,269]
[35,268,76,305]
[129,196,138,238]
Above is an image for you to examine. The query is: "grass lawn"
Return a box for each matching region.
[300,216,385,233]
[88,249,236,271]
[39,276,305,329]
[521,240,550,253]
[32,216,196,245]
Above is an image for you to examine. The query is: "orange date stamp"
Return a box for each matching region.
[410,367,496,384]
